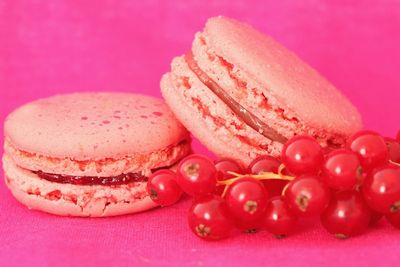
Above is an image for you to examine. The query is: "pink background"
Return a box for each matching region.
[1,0,400,266]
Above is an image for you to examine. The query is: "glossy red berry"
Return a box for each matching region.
[321,191,371,239]
[397,130,400,143]
[284,175,330,217]
[177,154,217,196]
[147,170,183,206]
[233,218,264,233]
[369,210,383,226]
[362,165,400,213]
[264,180,289,198]
[248,155,281,174]
[385,138,400,164]
[214,158,244,195]
[386,211,400,229]
[248,156,288,197]
[263,196,297,238]
[322,149,362,190]
[348,131,389,171]
[281,135,324,175]
[188,195,233,240]
[215,158,244,180]
[225,177,269,222]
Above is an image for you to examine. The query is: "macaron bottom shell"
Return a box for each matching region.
[3,155,158,217]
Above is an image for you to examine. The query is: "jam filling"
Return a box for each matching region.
[185,52,288,144]
[34,170,151,186]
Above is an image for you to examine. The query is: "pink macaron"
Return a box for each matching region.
[3,92,191,217]
[161,16,362,165]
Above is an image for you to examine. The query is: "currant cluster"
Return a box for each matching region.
[147,130,400,240]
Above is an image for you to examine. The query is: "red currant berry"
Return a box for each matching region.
[225,177,269,222]
[322,149,362,190]
[321,191,371,239]
[282,135,324,175]
[386,211,400,229]
[397,130,400,143]
[147,170,183,206]
[369,210,383,226]
[248,155,281,174]
[215,158,244,180]
[323,147,335,155]
[385,137,400,164]
[177,154,217,196]
[214,158,244,195]
[188,195,233,240]
[248,156,288,197]
[234,218,264,233]
[263,196,297,238]
[348,131,389,171]
[362,165,400,213]
[284,175,330,217]
[264,180,289,198]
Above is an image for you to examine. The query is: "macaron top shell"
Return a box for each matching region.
[201,16,362,135]
[5,93,189,160]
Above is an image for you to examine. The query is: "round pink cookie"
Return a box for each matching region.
[161,16,362,165]
[3,92,191,217]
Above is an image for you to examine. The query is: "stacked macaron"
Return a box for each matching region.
[3,93,190,216]
[161,16,362,165]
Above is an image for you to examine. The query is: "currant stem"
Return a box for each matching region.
[390,160,400,167]
[221,183,230,198]
[219,171,295,198]
[219,171,294,186]
[278,164,286,176]
[281,183,291,197]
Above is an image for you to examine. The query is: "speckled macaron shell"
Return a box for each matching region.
[199,16,362,136]
[161,16,362,164]
[5,92,188,160]
[4,93,190,177]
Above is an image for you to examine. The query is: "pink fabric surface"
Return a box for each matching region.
[1,1,399,266]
